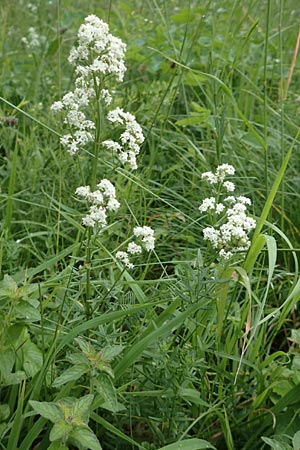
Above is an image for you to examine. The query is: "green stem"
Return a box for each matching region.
[85,227,92,319]
[263,0,271,196]
[5,137,18,234]
[91,76,102,190]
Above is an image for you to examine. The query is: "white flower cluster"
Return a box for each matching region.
[200,165,256,260]
[116,226,155,268]
[21,27,43,50]
[76,179,120,228]
[51,15,144,167]
[102,107,145,170]
[202,164,235,185]
[68,14,127,81]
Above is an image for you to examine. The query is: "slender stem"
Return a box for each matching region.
[263,0,271,196]
[91,76,102,190]
[85,227,92,319]
[5,137,18,234]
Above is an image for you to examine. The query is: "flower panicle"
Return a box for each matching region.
[116,226,155,268]
[76,179,120,229]
[200,165,256,260]
[51,15,144,170]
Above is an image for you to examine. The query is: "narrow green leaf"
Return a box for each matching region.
[245,128,300,271]
[7,380,26,450]
[272,382,300,414]
[114,303,200,380]
[90,413,145,449]
[261,437,292,450]
[56,303,155,353]
[157,438,217,450]
[0,404,10,421]
[18,417,47,450]
[178,388,209,407]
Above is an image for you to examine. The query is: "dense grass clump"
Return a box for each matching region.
[1,1,300,449]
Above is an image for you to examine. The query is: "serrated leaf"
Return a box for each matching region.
[50,420,72,442]
[157,438,217,450]
[101,345,124,361]
[22,340,43,377]
[29,400,63,423]
[95,374,118,412]
[15,301,41,322]
[76,337,91,354]
[69,426,102,450]
[66,353,88,365]
[52,365,87,388]
[71,394,94,423]
[96,360,114,378]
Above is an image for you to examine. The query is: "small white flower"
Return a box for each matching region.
[101,89,112,106]
[215,203,225,214]
[82,216,96,227]
[201,171,218,184]
[203,227,220,248]
[127,242,142,255]
[201,165,256,260]
[219,249,233,260]
[237,196,251,205]
[216,164,235,178]
[223,181,235,192]
[103,108,144,169]
[134,226,155,251]
[75,186,91,198]
[116,251,134,269]
[51,101,64,112]
[102,140,123,152]
[76,179,119,229]
[199,197,216,213]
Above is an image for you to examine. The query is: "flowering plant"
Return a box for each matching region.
[51,14,155,273]
[51,14,144,171]
[199,164,256,260]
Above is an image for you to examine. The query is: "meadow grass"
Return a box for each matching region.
[1,1,300,449]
